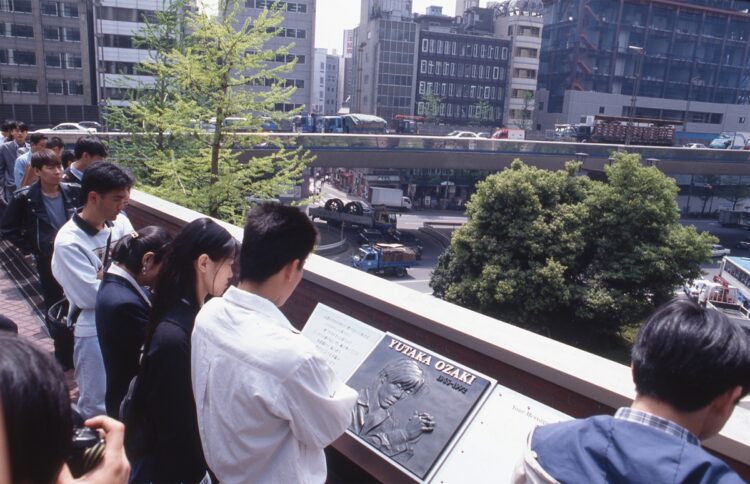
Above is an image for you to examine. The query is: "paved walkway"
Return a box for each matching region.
[0,254,78,400]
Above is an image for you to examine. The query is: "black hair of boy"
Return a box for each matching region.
[0,120,15,133]
[240,203,318,283]
[30,149,61,170]
[0,333,72,483]
[80,161,133,204]
[15,122,28,133]
[60,150,76,168]
[74,136,108,159]
[46,136,65,151]
[28,133,47,146]
[632,299,750,412]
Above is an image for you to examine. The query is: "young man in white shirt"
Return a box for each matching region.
[192,203,358,483]
[52,161,134,419]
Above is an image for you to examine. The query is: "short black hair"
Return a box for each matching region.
[80,161,133,204]
[0,120,15,132]
[28,132,47,146]
[111,225,172,274]
[61,150,76,168]
[46,136,64,151]
[30,149,62,170]
[16,122,28,133]
[74,135,108,159]
[632,298,750,412]
[240,203,317,283]
[0,333,72,483]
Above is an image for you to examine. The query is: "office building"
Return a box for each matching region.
[352,0,418,120]
[456,0,480,17]
[492,0,543,129]
[341,28,355,110]
[311,48,341,115]
[0,0,97,125]
[239,0,316,113]
[537,0,750,141]
[415,6,511,126]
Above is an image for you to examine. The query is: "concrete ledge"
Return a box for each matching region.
[125,189,750,478]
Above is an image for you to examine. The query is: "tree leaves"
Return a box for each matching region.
[431,152,715,343]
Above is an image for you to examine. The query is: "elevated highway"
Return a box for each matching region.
[63,132,750,175]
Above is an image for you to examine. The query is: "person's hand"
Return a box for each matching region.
[74,416,130,483]
[405,412,435,440]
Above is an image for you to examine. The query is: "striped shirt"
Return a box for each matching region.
[615,407,700,446]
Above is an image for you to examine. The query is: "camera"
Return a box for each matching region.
[68,427,105,477]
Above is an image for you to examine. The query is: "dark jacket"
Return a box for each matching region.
[135,299,207,483]
[62,165,83,184]
[523,415,744,484]
[0,181,81,255]
[96,271,151,419]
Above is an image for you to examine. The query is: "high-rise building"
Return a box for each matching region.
[537,0,750,141]
[415,6,511,126]
[0,0,97,126]
[492,0,543,129]
[341,29,355,110]
[352,0,417,120]
[311,48,341,115]
[238,0,316,113]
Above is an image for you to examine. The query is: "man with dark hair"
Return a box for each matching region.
[0,121,29,210]
[192,203,357,483]
[13,132,47,188]
[52,161,134,418]
[1,150,81,336]
[47,136,65,155]
[1,120,15,142]
[513,299,750,483]
[62,136,108,184]
[0,333,130,483]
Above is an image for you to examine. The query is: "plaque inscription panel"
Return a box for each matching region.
[302,303,385,381]
[430,385,570,483]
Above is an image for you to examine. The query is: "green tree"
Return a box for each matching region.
[719,176,750,210]
[107,0,311,223]
[430,153,714,346]
[512,91,534,130]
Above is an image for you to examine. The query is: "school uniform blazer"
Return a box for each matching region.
[96,271,151,418]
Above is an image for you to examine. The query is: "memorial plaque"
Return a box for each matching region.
[302,303,385,381]
[346,334,493,481]
[430,385,570,483]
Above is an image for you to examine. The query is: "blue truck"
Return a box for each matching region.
[351,243,417,277]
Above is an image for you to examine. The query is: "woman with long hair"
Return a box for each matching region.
[96,226,172,418]
[131,218,237,483]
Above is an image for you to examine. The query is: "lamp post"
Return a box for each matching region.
[625,45,644,146]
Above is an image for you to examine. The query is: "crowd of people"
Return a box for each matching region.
[0,120,749,483]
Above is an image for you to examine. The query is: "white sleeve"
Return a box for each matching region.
[279,352,358,449]
[51,241,101,310]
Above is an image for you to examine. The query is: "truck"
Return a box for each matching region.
[709,131,750,150]
[342,114,388,134]
[718,209,750,228]
[369,187,412,211]
[579,115,678,146]
[351,243,417,277]
[308,198,397,230]
[491,128,525,140]
[698,281,750,329]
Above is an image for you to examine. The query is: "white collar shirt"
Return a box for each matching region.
[191,286,358,484]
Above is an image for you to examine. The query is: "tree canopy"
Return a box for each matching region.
[106,0,311,224]
[430,153,715,344]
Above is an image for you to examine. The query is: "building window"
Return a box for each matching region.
[450,62,455,76]
[428,61,433,74]
[1,78,37,93]
[422,38,428,52]
[741,116,746,124]
[448,83,454,96]
[67,80,83,95]
[501,47,508,60]
[599,106,605,114]
[41,1,58,15]
[420,60,427,73]
[10,24,34,38]
[441,83,446,96]
[538,101,544,111]
[452,41,457,55]
[493,66,499,79]
[0,0,32,13]
[436,61,441,75]
[419,81,425,94]
[47,79,64,94]
[429,39,435,53]
[63,27,80,42]
[13,50,35,65]
[437,39,443,54]
[66,53,81,69]
[62,3,79,17]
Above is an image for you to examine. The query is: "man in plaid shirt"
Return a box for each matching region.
[513,299,750,483]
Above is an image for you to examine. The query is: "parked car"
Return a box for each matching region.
[446,130,480,138]
[683,279,709,299]
[684,143,707,149]
[78,121,102,132]
[358,228,388,245]
[34,123,96,135]
[711,244,731,257]
[736,237,750,250]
